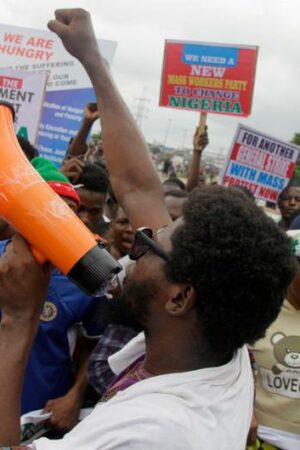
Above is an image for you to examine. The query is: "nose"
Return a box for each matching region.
[289,197,296,207]
[124,223,134,233]
[291,354,299,360]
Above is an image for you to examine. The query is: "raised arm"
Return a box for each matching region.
[48,9,171,231]
[65,103,99,159]
[186,126,208,192]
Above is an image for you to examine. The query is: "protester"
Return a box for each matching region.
[162,157,173,178]
[65,102,99,159]
[0,9,297,450]
[108,206,134,260]
[185,126,208,192]
[88,190,188,394]
[164,189,188,221]
[17,136,40,161]
[162,127,208,194]
[0,157,105,435]
[162,173,186,192]
[61,158,109,232]
[278,184,300,230]
[250,230,300,450]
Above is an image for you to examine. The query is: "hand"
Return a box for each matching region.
[0,235,50,323]
[44,390,82,432]
[84,103,99,123]
[60,157,85,184]
[193,126,209,153]
[48,9,99,64]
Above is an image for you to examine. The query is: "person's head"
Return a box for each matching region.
[17,136,39,161]
[231,185,255,202]
[75,162,109,231]
[164,190,188,221]
[162,176,186,193]
[109,206,134,258]
[31,157,80,213]
[124,186,296,361]
[278,185,300,227]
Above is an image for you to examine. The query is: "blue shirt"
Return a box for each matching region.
[0,240,106,414]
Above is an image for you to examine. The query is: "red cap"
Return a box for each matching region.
[47,181,81,207]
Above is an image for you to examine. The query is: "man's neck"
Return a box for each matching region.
[143,330,231,375]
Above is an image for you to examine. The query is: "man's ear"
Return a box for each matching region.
[165,284,196,317]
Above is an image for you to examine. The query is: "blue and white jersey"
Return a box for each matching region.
[0,240,106,414]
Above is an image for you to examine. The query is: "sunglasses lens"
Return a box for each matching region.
[130,228,153,261]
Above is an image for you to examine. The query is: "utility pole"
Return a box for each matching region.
[181,128,188,151]
[164,118,172,147]
[133,87,150,130]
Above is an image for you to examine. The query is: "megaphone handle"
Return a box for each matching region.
[31,246,47,264]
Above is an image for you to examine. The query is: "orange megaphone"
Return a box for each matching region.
[0,101,121,295]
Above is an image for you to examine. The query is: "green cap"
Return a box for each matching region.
[31,156,71,183]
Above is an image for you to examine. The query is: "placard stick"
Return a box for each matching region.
[196,112,207,136]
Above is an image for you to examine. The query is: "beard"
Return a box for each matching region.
[95,278,156,333]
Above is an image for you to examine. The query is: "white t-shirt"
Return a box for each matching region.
[31,333,253,450]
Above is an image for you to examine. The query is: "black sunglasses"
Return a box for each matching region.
[130,227,169,262]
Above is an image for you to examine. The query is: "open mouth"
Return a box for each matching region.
[121,238,134,251]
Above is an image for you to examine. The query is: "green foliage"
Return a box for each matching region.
[291,133,300,146]
[90,132,102,143]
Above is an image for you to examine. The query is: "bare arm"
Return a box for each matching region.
[186,127,208,193]
[0,236,50,446]
[66,103,99,159]
[48,9,171,231]
[0,321,33,445]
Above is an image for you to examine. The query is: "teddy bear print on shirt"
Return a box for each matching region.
[271,332,300,375]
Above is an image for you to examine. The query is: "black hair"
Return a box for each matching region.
[164,189,188,199]
[17,136,39,161]
[77,161,109,193]
[231,185,255,202]
[166,185,296,356]
[163,176,186,191]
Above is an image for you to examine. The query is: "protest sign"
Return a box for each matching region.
[0,68,46,144]
[0,24,117,165]
[160,40,258,117]
[220,124,299,203]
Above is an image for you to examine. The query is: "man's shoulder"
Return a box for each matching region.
[34,400,195,450]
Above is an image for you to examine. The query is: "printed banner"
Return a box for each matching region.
[159,40,258,117]
[220,124,299,203]
[0,24,117,165]
[0,68,46,144]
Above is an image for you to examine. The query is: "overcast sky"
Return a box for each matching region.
[2,0,300,159]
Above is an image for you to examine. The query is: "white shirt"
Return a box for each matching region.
[31,333,253,450]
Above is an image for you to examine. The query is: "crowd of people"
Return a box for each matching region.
[0,8,299,450]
